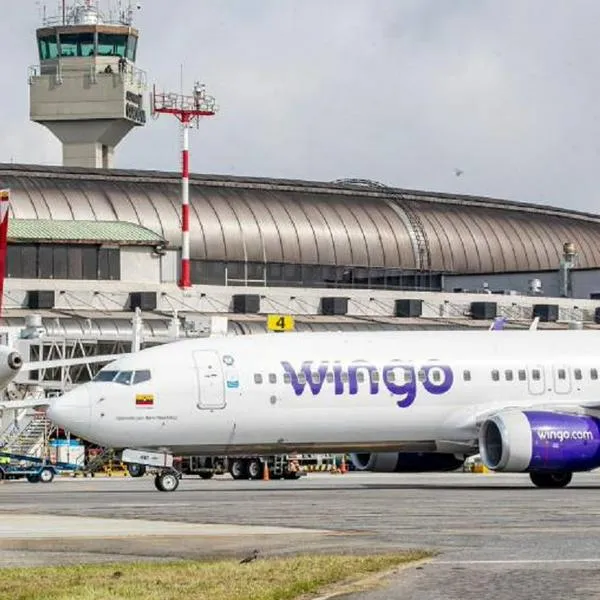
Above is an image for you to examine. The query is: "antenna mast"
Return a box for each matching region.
[152,82,219,289]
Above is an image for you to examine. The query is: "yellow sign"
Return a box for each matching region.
[135,394,154,407]
[267,314,295,332]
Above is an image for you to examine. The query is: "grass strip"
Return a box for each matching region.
[0,551,430,600]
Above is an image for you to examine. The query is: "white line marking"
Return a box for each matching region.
[436,559,600,565]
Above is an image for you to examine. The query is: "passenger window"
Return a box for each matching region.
[491,369,499,382]
[298,373,306,384]
[326,372,334,383]
[254,374,263,384]
[312,373,321,384]
[268,373,276,384]
[283,373,291,384]
[574,369,582,381]
[591,368,598,381]
[558,369,566,380]
[463,370,471,382]
[132,370,151,385]
[518,370,526,381]
[418,370,425,382]
[114,371,132,385]
[505,370,513,382]
[387,370,396,382]
[431,370,441,383]
[357,372,365,383]
[532,369,541,381]
[341,373,348,383]
[371,371,380,382]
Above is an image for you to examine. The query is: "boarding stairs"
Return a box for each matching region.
[0,411,50,458]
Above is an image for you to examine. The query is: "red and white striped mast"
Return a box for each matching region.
[152,82,218,289]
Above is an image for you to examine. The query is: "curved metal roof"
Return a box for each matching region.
[2,163,600,273]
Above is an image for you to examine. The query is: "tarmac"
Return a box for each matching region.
[2,471,600,598]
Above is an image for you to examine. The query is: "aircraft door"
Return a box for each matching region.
[552,365,572,395]
[193,350,226,409]
[527,364,545,395]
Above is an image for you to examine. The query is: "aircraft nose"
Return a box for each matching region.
[47,387,91,438]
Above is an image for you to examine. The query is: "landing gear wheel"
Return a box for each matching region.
[126,463,146,478]
[229,459,248,480]
[39,468,54,483]
[247,459,262,480]
[529,471,573,488]
[154,472,180,492]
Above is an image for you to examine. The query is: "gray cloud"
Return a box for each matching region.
[2,1,600,212]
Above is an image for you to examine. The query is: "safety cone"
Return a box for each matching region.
[340,456,347,474]
[262,462,270,481]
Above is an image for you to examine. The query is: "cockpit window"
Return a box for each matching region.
[114,371,133,385]
[93,370,119,382]
[132,370,151,385]
[93,369,151,385]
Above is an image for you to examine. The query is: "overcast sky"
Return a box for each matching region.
[2,1,600,212]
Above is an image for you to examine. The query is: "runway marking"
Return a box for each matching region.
[436,559,600,565]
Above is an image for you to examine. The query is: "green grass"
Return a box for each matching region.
[0,552,430,600]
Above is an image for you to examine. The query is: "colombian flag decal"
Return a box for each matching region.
[136,394,154,407]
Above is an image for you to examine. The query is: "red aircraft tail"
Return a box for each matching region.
[0,190,10,317]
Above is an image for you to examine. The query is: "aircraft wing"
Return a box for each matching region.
[20,354,125,372]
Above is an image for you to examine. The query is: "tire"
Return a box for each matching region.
[529,471,573,488]
[154,472,180,492]
[284,471,301,480]
[247,459,262,480]
[199,472,214,480]
[39,468,54,484]
[26,474,40,483]
[229,459,248,480]
[127,463,147,478]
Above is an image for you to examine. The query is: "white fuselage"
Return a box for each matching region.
[47,330,600,455]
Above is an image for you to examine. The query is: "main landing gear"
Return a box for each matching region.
[529,471,573,488]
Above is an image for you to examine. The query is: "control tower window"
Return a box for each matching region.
[59,32,95,57]
[38,35,59,60]
[97,33,127,57]
[126,36,137,61]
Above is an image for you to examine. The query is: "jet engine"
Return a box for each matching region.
[349,452,464,473]
[479,410,600,472]
[0,347,23,389]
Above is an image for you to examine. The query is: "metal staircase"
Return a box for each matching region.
[0,412,51,458]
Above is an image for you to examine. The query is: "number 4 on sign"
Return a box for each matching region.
[267,315,295,332]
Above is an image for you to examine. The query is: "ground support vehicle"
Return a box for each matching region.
[0,451,80,483]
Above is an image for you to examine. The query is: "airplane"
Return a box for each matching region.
[47,328,600,492]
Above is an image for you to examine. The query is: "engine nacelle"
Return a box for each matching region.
[0,347,23,389]
[479,410,600,472]
[349,452,464,473]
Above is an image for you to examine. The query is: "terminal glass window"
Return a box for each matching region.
[126,35,137,61]
[97,33,127,57]
[59,32,95,57]
[38,35,59,60]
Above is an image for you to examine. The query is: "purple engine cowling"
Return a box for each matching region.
[479,410,600,472]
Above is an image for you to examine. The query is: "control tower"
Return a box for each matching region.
[29,1,147,169]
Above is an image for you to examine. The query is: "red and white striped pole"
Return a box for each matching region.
[180,117,191,289]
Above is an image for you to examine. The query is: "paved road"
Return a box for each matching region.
[2,471,600,598]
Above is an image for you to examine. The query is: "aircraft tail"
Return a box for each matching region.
[489,316,507,331]
[0,190,9,317]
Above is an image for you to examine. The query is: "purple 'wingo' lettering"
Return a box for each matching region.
[421,365,454,395]
[280,359,454,407]
[382,364,417,408]
[281,361,328,396]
